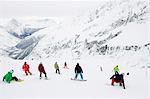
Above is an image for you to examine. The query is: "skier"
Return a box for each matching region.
[38,62,47,79]
[54,62,60,74]
[22,62,32,76]
[113,65,120,74]
[74,63,83,80]
[3,70,20,83]
[63,62,69,69]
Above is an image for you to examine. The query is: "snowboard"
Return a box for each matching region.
[71,78,87,81]
[17,79,24,82]
[11,79,24,83]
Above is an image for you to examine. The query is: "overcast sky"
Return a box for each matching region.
[0,0,144,18]
[0,0,105,18]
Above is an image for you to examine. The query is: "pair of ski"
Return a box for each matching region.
[40,77,49,80]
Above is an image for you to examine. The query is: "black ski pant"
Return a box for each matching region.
[40,71,47,78]
[56,69,60,74]
[12,76,18,81]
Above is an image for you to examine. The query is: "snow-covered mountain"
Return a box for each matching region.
[0,18,58,59]
[0,0,150,60]
[0,18,57,39]
[25,0,150,60]
[0,28,20,56]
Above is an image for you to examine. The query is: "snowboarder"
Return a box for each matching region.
[110,73,125,89]
[113,65,120,74]
[38,62,47,79]
[22,62,32,76]
[74,63,84,80]
[63,62,69,69]
[3,70,20,83]
[54,62,60,74]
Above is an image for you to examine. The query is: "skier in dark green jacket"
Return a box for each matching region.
[3,70,19,83]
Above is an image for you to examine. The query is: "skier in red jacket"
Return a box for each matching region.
[38,62,47,79]
[22,62,32,76]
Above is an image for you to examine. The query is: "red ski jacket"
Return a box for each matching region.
[22,64,30,71]
[38,64,45,72]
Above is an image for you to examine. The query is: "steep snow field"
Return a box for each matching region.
[106,23,149,46]
[0,53,149,99]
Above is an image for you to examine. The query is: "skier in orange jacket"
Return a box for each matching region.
[22,62,32,76]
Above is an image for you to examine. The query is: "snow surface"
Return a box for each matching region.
[0,53,150,99]
[106,23,149,46]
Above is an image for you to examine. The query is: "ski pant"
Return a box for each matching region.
[56,69,60,74]
[12,76,19,81]
[40,71,47,78]
[24,70,32,75]
[111,78,115,85]
[111,78,121,85]
[111,78,125,89]
[74,73,83,80]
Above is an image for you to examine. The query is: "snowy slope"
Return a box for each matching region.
[0,53,149,99]
[25,0,150,60]
[106,23,149,46]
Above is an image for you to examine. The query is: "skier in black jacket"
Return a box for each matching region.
[74,63,83,80]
